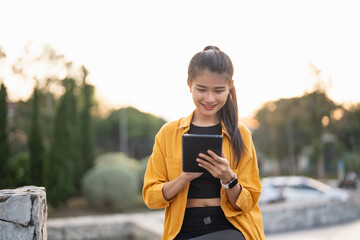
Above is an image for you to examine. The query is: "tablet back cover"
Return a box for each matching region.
[182,134,223,172]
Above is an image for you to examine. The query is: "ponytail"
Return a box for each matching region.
[219,86,244,166]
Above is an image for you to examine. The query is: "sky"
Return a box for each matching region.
[1,0,360,122]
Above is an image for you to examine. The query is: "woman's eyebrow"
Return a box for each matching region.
[195,84,226,89]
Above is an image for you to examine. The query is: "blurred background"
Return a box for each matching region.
[0,0,359,228]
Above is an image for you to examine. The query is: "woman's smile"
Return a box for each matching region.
[202,103,217,111]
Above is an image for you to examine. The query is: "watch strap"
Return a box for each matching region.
[220,175,238,189]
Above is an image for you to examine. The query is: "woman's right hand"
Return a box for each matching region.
[162,172,203,201]
[180,172,203,183]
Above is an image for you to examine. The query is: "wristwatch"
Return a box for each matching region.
[220,175,238,189]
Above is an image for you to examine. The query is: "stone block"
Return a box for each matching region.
[0,186,47,240]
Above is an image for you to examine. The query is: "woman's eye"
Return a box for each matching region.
[215,90,224,93]
[197,89,206,92]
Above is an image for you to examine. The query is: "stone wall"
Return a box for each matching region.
[0,186,47,240]
[261,199,360,234]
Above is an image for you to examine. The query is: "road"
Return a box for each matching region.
[266,218,360,240]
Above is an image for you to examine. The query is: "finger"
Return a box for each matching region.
[196,158,219,176]
[197,160,217,176]
[206,150,224,163]
[198,153,214,162]
[196,157,215,167]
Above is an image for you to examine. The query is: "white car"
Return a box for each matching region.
[259,176,350,204]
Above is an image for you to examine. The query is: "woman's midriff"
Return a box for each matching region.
[186,198,221,208]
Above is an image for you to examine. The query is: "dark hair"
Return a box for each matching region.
[188,46,244,165]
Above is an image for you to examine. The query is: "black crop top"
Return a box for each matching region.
[187,123,222,199]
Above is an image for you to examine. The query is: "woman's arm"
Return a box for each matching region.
[143,124,203,208]
[162,172,202,201]
[221,174,242,211]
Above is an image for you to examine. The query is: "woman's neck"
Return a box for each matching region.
[192,110,220,127]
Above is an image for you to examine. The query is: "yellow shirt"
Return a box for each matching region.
[142,112,265,240]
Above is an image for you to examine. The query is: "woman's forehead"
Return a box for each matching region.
[191,71,230,86]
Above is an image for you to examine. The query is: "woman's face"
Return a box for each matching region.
[188,71,231,120]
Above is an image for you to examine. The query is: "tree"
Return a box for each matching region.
[253,91,338,177]
[76,66,95,191]
[336,104,360,152]
[44,78,79,206]
[0,83,10,188]
[28,86,45,186]
[94,107,166,160]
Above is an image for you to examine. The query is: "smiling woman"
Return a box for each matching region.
[142,46,265,240]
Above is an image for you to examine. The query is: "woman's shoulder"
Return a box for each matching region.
[238,122,252,135]
[157,116,187,134]
[238,122,253,143]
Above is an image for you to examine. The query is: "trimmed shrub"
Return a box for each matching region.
[82,152,140,211]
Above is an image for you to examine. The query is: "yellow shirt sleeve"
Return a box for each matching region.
[221,125,262,217]
[142,126,174,209]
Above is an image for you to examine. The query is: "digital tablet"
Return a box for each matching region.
[182,134,223,172]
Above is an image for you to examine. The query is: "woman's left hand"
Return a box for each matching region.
[197,150,235,183]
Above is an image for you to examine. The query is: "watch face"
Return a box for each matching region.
[228,178,238,189]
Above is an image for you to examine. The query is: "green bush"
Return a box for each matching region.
[81,152,140,211]
[94,152,139,171]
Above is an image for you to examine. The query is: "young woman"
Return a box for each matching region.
[143,46,265,240]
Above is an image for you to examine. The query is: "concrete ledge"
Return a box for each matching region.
[47,211,164,240]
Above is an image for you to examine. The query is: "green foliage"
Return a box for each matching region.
[8,152,30,187]
[82,152,140,211]
[253,90,338,176]
[77,70,95,190]
[45,78,79,206]
[95,107,166,159]
[254,89,360,178]
[335,104,360,152]
[0,83,10,188]
[28,87,45,186]
[342,151,360,173]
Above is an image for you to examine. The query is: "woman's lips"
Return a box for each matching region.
[202,104,216,111]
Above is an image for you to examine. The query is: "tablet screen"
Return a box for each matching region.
[182,134,223,172]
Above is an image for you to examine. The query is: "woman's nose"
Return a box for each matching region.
[205,92,215,102]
